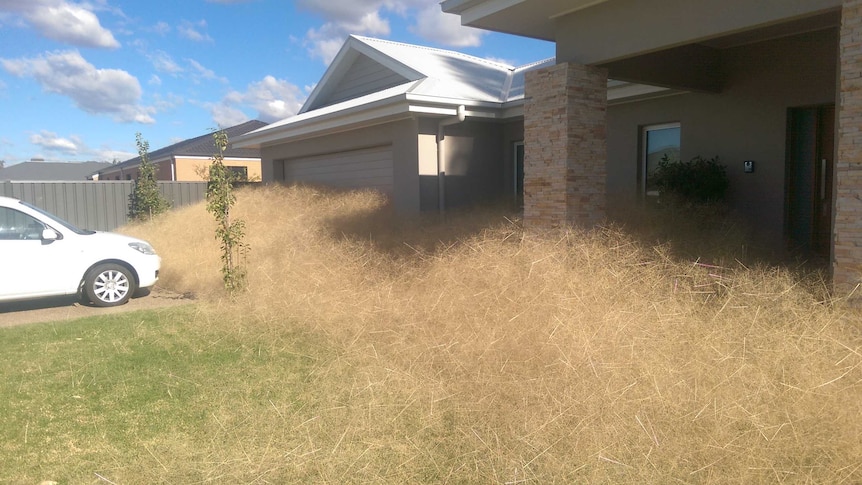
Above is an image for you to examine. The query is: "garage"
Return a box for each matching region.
[275,145,394,195]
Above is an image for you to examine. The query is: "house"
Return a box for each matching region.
[98,120,267,182]
[235,36,663,213]
[440,0,860,291]
[236,0,861,291]
[0,160,112,181]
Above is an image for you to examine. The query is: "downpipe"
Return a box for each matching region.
[437,105,466,213]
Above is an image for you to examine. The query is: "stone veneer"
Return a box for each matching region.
[523,62,608,229]
[834,0,862,292]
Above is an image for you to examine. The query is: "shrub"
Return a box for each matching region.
[128,133,170,221]
[653,154,728,204]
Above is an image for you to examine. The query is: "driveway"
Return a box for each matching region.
[0,287,194,328]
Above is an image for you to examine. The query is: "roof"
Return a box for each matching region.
[235,36,554,148]
[0,161,113,181]
[105,120,268,173]
[304,36,548,110]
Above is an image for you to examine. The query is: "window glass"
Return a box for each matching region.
[643,123,680,196]
[228,166,249,181]
[0,207,45,240]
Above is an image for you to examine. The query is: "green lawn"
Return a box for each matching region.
[0,307,333,483]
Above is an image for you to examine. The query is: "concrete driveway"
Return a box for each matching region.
[0,287,194,328]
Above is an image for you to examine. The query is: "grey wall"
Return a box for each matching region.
[0,181,207,231]
[606,28,837,246]
[263,117,525,214]
[418,118,523,211]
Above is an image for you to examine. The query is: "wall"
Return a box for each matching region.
[174,157,262,181]
[417,118,522,211]
[606,29,837,248]
[0,181,207,231]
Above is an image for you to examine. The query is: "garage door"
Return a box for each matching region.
[278,145,394,195]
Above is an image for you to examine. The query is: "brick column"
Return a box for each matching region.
[834,0,862,292]
[523,62,608,229]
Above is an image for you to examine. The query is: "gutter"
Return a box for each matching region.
[437,105,466,212]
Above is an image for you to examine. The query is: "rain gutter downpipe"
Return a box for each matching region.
[437,105,466,212]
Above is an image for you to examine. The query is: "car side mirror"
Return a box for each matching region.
[41,228,60,241]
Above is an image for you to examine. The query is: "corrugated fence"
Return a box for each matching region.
[0,181,207,231]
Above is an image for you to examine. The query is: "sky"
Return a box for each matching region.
[0,0,554,166]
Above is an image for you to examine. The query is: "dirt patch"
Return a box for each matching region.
[0,287,195,328]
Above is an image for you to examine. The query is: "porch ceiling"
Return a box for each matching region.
[598,10,841,92]
[442,0,841,65]
[440,0,611,41]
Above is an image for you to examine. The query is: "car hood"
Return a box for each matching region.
[80,230,157,253]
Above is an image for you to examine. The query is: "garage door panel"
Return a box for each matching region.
[280,146,393,195]
[285,159,391,176]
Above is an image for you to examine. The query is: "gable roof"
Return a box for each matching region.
[0,161,112,181]
[104,120,268,173]
[236,36,553,148]
[234,36,671,149]
[303,36,544,112]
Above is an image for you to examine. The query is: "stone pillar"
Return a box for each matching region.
[834,0,862,292]
[523,62,608,229]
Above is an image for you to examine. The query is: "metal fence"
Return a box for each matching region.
[0,181,207,231]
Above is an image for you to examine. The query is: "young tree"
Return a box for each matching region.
[128,133,170,221]
[206,129,248,292]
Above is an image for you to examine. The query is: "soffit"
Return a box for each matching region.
[441,0,611,41]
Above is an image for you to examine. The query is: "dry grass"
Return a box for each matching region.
[121,184,862,483]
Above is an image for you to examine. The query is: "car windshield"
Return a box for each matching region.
[20,201,96,235]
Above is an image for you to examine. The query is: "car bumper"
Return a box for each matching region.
[136,256,161,288]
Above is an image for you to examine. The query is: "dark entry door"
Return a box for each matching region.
[786,105,834,259]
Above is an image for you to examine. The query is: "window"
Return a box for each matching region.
[228,166,249,181]
[0,207,45,240]
[642,123,680,197]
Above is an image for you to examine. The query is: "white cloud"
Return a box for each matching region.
[187,58,227,84]
[178,19,212,42]
[211,75,305,126]
[1,50,155,123]
[30,130,81,154]
[296,0,487,64]
[21,129,134,162]
[0,0,119,48]
[409,5,484,47]
[151,21,170,35]
[148,50,183,74]
[210,104,248,128]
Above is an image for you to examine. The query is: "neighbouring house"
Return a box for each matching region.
[235,36,663,212]
[439,0,860,291]
[0,160,112,181]
[98,120,267,182]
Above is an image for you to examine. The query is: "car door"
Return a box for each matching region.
[0,206,77,299]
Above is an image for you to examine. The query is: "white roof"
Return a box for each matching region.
[235,36,553,148]
[235,35,668,148]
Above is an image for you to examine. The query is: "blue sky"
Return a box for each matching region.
[0,0,553,166]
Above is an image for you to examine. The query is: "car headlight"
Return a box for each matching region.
[129,242,157,255]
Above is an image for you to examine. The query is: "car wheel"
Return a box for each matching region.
[84,263,136,307]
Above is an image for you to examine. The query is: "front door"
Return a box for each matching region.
[786,105,834,260]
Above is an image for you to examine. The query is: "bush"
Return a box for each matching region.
[128,133,170,221]
[653,154,728,204]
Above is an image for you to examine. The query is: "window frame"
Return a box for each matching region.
[641,122,681,197]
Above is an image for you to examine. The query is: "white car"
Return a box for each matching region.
[0,196,161,307]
